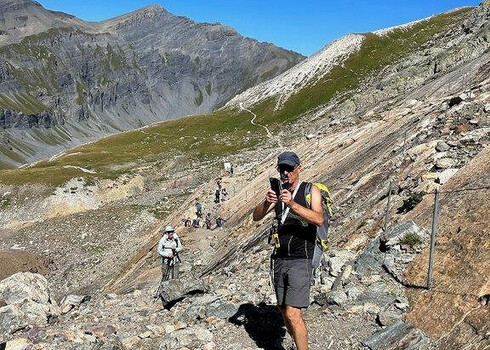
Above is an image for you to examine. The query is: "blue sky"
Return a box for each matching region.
[38,0,481,56]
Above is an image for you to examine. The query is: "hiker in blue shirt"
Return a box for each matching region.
[253,151,323,350]
[195,200,203,218]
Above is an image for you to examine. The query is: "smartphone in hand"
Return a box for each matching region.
[269,177,281,197]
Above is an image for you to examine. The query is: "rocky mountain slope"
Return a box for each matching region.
[0,0,303,168]
[0,1,489,350]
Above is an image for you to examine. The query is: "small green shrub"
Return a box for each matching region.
[83,177,96,187]
[1,194,11,208]
[400,233,422,247]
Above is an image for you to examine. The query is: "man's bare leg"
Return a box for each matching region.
[280,305,308,350]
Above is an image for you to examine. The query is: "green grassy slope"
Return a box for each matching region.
[241,8,471,127]
[0,109,264,185]
[0,8,472,186]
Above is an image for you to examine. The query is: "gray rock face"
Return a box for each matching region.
[206,301,239,320]
[435,157,458,169]
[0,1,304,167]
[0,299,51,336]
[59,294,89,314]
[0,0,94,45]
[438,168,458,184]
[362,321,430,350]
[325,290,348,307]
[384,221,429,249]
[435,140,450,152]
[377,310,403,326]
[382,222,429,283]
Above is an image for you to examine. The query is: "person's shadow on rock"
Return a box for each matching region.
[229,302,287,350]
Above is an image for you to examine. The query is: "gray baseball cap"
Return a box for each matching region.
[277,151,300,167]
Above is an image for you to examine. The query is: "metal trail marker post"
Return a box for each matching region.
[427,188,440,290]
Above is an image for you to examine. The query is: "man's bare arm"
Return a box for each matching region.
[280,185,324,226]
[253,190,277,221]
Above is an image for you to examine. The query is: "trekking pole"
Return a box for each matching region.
[427,188,440,290]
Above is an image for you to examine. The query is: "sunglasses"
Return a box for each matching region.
[276,164,297,173]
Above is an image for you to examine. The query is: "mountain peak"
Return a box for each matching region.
[129,3,168,16]
[0,0,41,10]
[99,3,169,28]
[0,0,91,45]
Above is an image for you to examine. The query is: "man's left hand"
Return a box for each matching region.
[280,189,293,206]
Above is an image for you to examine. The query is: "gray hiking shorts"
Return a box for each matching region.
[272,257,312,308]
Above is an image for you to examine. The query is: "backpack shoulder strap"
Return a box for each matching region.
[304,182,313,209]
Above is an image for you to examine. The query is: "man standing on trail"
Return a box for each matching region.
[205,213,213,230]
[252,151,324,350]
[157,225,183,281]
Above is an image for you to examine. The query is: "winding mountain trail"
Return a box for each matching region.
[239,102,283,148]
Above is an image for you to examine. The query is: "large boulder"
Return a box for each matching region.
[0,299,51,335]
[0,272,51,305]
[158,278,208,308]
[0,273,57,342]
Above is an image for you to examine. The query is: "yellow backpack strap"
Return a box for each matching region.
[312,182,333,216]
[305,182,313,207]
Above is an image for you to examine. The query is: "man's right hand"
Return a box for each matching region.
[265,189,278,204]
[253,190,278,221]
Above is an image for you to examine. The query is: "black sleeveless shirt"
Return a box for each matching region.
[274,182,316,259]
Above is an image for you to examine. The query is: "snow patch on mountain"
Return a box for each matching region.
[225,34,365,110]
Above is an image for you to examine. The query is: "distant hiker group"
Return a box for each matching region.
[214,178,228,204]
[182,199,227,230]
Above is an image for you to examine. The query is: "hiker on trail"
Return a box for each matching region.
[252,151,324,350]
[216,216,226,228]
[214,178,223,203]
[157,225,183,281]
[214,188,221,204]
[192,218,200,228]
[195,200,203,218]
[221,188,228,201]
[205,213,213,230]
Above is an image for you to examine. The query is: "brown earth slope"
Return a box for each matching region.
[405,147,490,350]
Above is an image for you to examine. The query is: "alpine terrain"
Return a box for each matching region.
[0,1,489,350]
[0,0,304,168]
